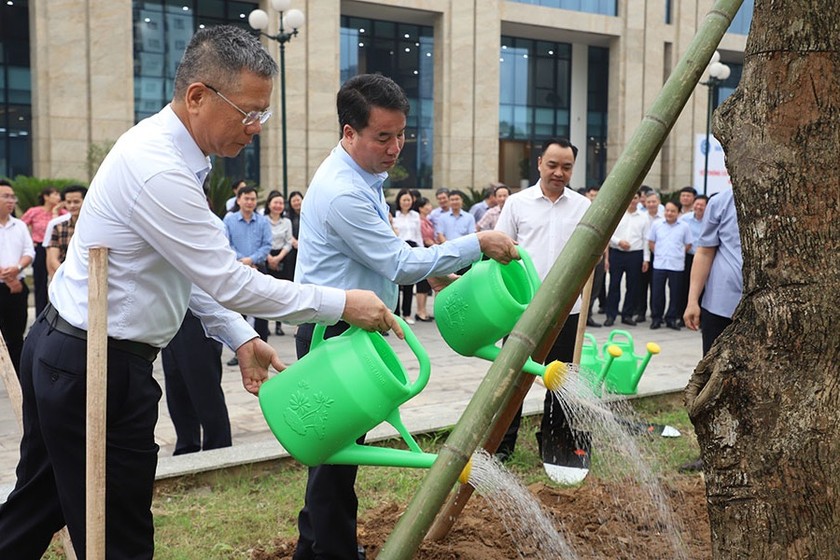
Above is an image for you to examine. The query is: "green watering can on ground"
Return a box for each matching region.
[434,247,567,391]
[259,316,449,472]
[599,330,661,395]
[579,334,623,396]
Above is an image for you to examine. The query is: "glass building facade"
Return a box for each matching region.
[132,0,260,183]
[509,0,617,17]
[498,37,572,187]
[0,0,32,179]
[340,16,435,189]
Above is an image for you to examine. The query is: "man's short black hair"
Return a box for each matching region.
[679,186,698,196]
[449,190,466,200]
[337,74,410,133]
[540,137,579,160]
[435,187,450,196]
[61,184,88,199]
[236,185,258,198]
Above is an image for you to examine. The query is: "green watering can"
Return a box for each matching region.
[259,316,444,471]
[579,334,623,396]
[600,330,661,395]
[434,247,568,390]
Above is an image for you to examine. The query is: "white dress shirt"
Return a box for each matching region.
[392,210,423,247]
[610,209,651,262]
[494,183,590,313]
[50,105,345,349]
[0,217,35,281]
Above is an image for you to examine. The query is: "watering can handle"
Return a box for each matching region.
[395,315,432,399]
[516,246,541,295]
[310,322,354,351]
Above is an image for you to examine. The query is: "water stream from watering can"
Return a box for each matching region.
[551,366,689,559]
[465,365,689,559]
[467,449,580,559]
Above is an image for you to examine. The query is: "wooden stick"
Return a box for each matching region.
[86,247,109,559]
[427,274,595,541]
[0,328,78,560]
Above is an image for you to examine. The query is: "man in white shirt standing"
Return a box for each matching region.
[0,26,398,560]
[0,179,35,374]
[494,138,591,481]
[605,190,651,326]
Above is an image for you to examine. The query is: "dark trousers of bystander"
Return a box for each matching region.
[32,245,49,317]
[293,321,364,560]
[162,310,231,455]
[676,253,694,321]
[0,281,29,374]
[700,307,733,355]
[651,268,684,324]
[0,315,160,559]
[606,249,643,321]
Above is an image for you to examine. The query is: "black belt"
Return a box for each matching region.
[44,304,160,363]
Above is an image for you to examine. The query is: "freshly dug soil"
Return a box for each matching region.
[251,474,710,559]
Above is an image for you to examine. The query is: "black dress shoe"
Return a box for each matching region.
[633,314,647,323]
[676,319,685,328]
[621,317,637,326]
[604,317,615,327]
[275,323,285,336]
[666,321,681,331]
[414,314,434,322]
[226,356,239,366]
[650,321,662,330]
[586,318,602,328]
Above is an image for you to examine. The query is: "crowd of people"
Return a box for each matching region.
[0,23,741,560]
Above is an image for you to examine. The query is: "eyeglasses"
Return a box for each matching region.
[0,194,18,201]
[203,83,272,126]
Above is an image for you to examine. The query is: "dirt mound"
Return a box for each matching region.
[251,474,710,559]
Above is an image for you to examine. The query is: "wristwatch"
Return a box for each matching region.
[17,264,23,273]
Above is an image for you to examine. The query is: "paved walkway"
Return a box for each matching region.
[0,308,702,500]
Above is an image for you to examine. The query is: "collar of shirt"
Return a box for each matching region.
[163,104,212,185]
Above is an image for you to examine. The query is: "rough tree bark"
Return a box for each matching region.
[685,1,840,558]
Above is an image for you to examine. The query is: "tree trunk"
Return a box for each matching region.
[685,1,840,558]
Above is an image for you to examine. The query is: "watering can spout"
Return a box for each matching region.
[326,444,438,469]
[631,342,661,388]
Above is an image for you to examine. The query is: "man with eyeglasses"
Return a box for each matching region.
[0,179,34,374]
[0,26,400,560]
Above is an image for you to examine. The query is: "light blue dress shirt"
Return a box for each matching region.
[697,187,743,318]
[224,211,272,265]
[435,210,476,241]
[679,211,704,255]
[648,220,692,271]
[296,143,481,309]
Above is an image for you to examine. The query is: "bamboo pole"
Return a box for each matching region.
[427,274,594,541]
[379,1,744,557]
[86,247,109,559]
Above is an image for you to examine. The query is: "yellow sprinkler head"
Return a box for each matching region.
[646,342,661,355]
[606,344,623,358]
[458,458,472,485]
[542,361,569,392]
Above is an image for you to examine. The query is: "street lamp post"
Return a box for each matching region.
[249,0,305,199]
[700,51,731,196]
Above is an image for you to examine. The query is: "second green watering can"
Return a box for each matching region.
[259,316,439,469]
[435,247,561,381]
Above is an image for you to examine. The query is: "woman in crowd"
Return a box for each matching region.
[391,188,423,324]
[284,190,303,282]
[263,191,294,335]
[21,187,66,315]
[414,197,436,322]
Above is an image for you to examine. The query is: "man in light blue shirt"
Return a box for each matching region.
[684,186,743,354]
[294,73,517,560]
[224,185,272,346]
[648,201,692,329]
[435,190,476,243]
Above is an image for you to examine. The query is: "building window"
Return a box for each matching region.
[132,0,261,184]
[587,46,609,188]
[340,16,435,189]
[498,37,572,187]
[507,0,617,17]
[0,0,32,179]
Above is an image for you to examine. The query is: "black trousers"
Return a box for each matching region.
[161,310,231,455]
[635,253,653,318]
[395,283,414,317]
[0,281,29,374]
[651,268,684,323]
[293,321,362,560]
[606,249,643,320]
[676,253,694,320]
[701,308,733,356]
[499,314,580,455]
[587,255,607,316]
[0,314,161,559]
[32,245,49,317]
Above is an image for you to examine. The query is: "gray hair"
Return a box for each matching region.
[173,25,278,99]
